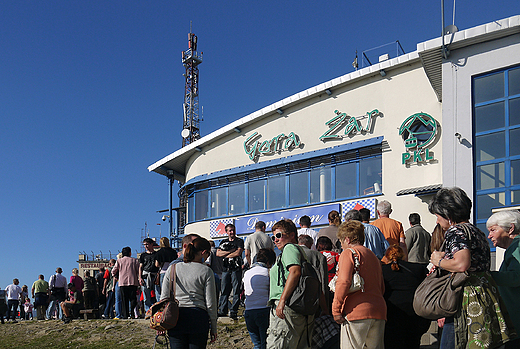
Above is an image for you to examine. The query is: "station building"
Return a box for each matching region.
[149,16,520,268]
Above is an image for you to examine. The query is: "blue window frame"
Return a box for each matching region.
[185,147,382,223]
[474,66,520,242]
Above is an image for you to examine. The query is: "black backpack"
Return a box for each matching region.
[277,244,321,316]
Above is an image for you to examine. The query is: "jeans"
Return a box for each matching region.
[142,285,151,311]
[114,281,122,318]
[218,268,241,316]
[7,300,19,320]
[440,318,455,349]
[46,299,63,320]
[244,308,270,349]
[104,290,114,318]
[169,333,208,349]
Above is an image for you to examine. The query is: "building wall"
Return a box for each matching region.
[442,33,520,269]
[183,60,442,239]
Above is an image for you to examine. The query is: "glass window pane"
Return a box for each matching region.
[249,180,265,212]
[210,187,227,217]
[512,189,520,205]
[290,172,308,206]
[512,159,520,186]
[475,132,505,162]
[510,128,520,157]
[474,72,504,104]
[336,162,357,199]
[268,176,286,209]
[195,190,208,221]
[229,183,245,215]
[359,156,382,195]
[476,163,505,190]
[509,67,520,96]
[475,102,504,133]
[310,167,331,203]
[477,192,505,220]
[187,195,195,223]
[510,98,520,127]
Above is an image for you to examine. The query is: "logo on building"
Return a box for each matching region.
[320,109,380,141]
[244,131,301,161]
[399,112,437,164]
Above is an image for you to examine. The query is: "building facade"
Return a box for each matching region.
[149,16,520,267]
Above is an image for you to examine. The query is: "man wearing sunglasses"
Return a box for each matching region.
[267,219,315,349]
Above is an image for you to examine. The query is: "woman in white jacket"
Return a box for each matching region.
[161,237,217,348]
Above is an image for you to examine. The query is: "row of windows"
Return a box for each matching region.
[186,154,382,222]
[474,65,520,230]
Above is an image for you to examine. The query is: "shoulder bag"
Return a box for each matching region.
[145,264,179,331]
[277,244,321,316]
[412,223,472,320]
[328,248,364,294]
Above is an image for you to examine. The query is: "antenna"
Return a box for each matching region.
[181,26,203,147]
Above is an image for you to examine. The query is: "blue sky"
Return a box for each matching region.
[1,1,518,289]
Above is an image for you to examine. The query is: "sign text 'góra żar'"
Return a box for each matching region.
[244,131,301,161]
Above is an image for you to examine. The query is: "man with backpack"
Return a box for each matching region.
[267,219,319,349]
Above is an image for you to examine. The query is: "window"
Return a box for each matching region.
[290,171,308,206]
[229,183,245,215]
[210,187,227,217]
[474,66,520,234]
[185,145,382,222]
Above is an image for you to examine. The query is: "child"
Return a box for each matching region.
[0,290,7,324]
[24,298,33,320]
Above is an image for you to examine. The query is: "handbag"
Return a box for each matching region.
[328,248,364,294]
[145,264,179,331]
[412,223,472,320]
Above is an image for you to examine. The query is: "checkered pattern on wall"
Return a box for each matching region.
[341,198,377,221]
[209,218,235,238]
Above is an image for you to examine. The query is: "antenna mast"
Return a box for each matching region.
[181,26,203,147]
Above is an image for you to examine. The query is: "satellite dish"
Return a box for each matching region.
[181,129,190,138]
[444,25,458,35]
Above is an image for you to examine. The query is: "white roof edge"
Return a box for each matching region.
[417,15,520,53]
[148,51,421,173]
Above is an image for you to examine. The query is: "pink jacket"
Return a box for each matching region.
[112,256,140,287]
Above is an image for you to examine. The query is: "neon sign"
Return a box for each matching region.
[320,109,380,141]
[244,131,301,161]
[399,112,437,164]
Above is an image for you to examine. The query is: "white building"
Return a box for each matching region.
[149,16,520,268]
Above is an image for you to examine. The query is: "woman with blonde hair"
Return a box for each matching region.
[332,220,386,349]
[161,237,217,348]
[381,245,430,349]
[69,267,84,297]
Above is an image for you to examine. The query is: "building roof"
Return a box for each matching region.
[148,15,520,183]
[396,184,443,196]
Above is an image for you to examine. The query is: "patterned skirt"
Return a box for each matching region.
[454,271,516,348]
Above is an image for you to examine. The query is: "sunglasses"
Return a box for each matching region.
[271,232,288,241]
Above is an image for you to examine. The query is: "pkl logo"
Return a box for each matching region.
[399,112,437,165]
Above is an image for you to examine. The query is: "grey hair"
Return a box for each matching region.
[486,210,520,236]
[344,209,362,222]
[377,200,392,215]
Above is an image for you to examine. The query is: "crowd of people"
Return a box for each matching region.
[2,186,519,349]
